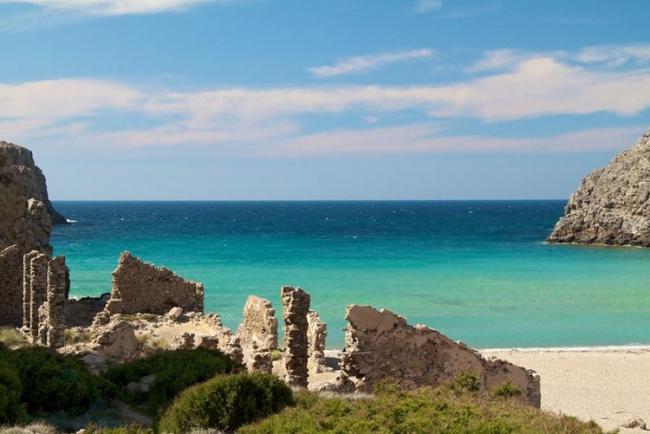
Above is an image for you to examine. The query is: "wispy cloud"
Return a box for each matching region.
[576,45,650,67]
[0,0,219,16]
[413,0,441,14]
[274,125,643,157]
[3,46,650,154]
[309,49,435,77]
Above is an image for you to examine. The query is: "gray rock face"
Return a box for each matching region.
[0,141,64,326]
[0,141,65,253]
[548,130,650,247]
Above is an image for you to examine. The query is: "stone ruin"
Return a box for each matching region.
[20,251,69,349]
[307,310,327,375]
[340,305,541,407]
[237,296,278,373]
[0,245,24,327]
[281,286,311,388]
[96,252,204,323]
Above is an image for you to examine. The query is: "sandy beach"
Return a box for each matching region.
[482,346,650,433]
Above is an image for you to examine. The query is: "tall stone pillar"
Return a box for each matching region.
[237,295,278,374]
[46,257,68,349]
[307,310,327,375]
[29,253,48,343]
[22,250,40,330]
[0,246,23,327]
[281,286,310,388]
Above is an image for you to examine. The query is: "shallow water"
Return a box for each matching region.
[51,201,650,348]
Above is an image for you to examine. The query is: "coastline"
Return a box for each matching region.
[481,346,650,432]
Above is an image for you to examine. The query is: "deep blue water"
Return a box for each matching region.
[51,201,650,348]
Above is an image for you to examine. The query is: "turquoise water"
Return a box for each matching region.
[51,201,650,349]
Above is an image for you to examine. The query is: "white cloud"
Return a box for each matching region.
[3,48,650,153]
[465,49,525,73]
[273,125,644,157]
[413,0,442,14]
[0,0,217,16]
[576,45,650,67]
[0,79,140,119]
[309,49,434,77]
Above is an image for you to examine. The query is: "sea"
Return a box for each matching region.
[51,201,650,349]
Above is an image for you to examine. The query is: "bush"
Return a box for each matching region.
[239,384,606,434]
[158,373,294,433]
[103,349,240,415]
[491,382,522,399]
[0,361,26,424]
[0,347,112,414]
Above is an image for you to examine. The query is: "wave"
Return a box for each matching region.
[66,218,78,223]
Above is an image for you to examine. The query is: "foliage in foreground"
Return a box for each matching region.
[239,380,608,434]
[0,360,27,424]
[158,373,294,433]
[102,349,241,416]
[0,346,112,415]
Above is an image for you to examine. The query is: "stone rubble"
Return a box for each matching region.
[281,286,311,388]
[237,295,278,373]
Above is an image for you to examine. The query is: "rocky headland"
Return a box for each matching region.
[548,130,650,247]
[0,141,66,327]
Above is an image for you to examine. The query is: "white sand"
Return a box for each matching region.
[482,346,650,433]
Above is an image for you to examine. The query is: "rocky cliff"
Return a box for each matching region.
[0,141,65,253]
[0,141,65,326]
[548,130,650,247]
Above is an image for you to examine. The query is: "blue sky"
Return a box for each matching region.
[1,0,650,200]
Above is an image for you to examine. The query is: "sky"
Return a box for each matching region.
[1,0,650,200]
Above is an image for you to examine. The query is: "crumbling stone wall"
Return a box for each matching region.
[281,286,310,388]
[207,313,243,365]
[237,296,278,373]
[64,293,110,327]
[99,252,204,321]
[307,310,327,375]
[45,257,68,349]
[340,305,541,407]
[28,253,48,343]
[0,245,23,327]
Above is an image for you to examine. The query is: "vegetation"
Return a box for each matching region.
[158,373,294,433]
[103,349,240,416]
[0,361,27,424]
[239,380,607,434]
[0,328,28,349]
[0,346,112,415]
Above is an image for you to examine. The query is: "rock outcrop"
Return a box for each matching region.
[340,305,541,407]
[96,252,204,322]
[548,130,650,247]
[0,141,65,327]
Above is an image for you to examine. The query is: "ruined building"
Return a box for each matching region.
[281,286,311,388]
[21,251,69,349]
[237,295,278,373]
[96,252,204,323]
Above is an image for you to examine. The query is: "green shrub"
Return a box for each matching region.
[102,349,240,415]
[158,373,293,433]
[452,372,481,393]
[0,361,26,424]
[0,347,112,414]
[82,425,154,434]
[239,385,606,434]
[491,382,522,399]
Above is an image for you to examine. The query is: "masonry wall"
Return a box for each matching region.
[100,252,204,319]
[0,245,23,327]
[281,286,310,388]
[237,295,278,373]
[340,305,541,407]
